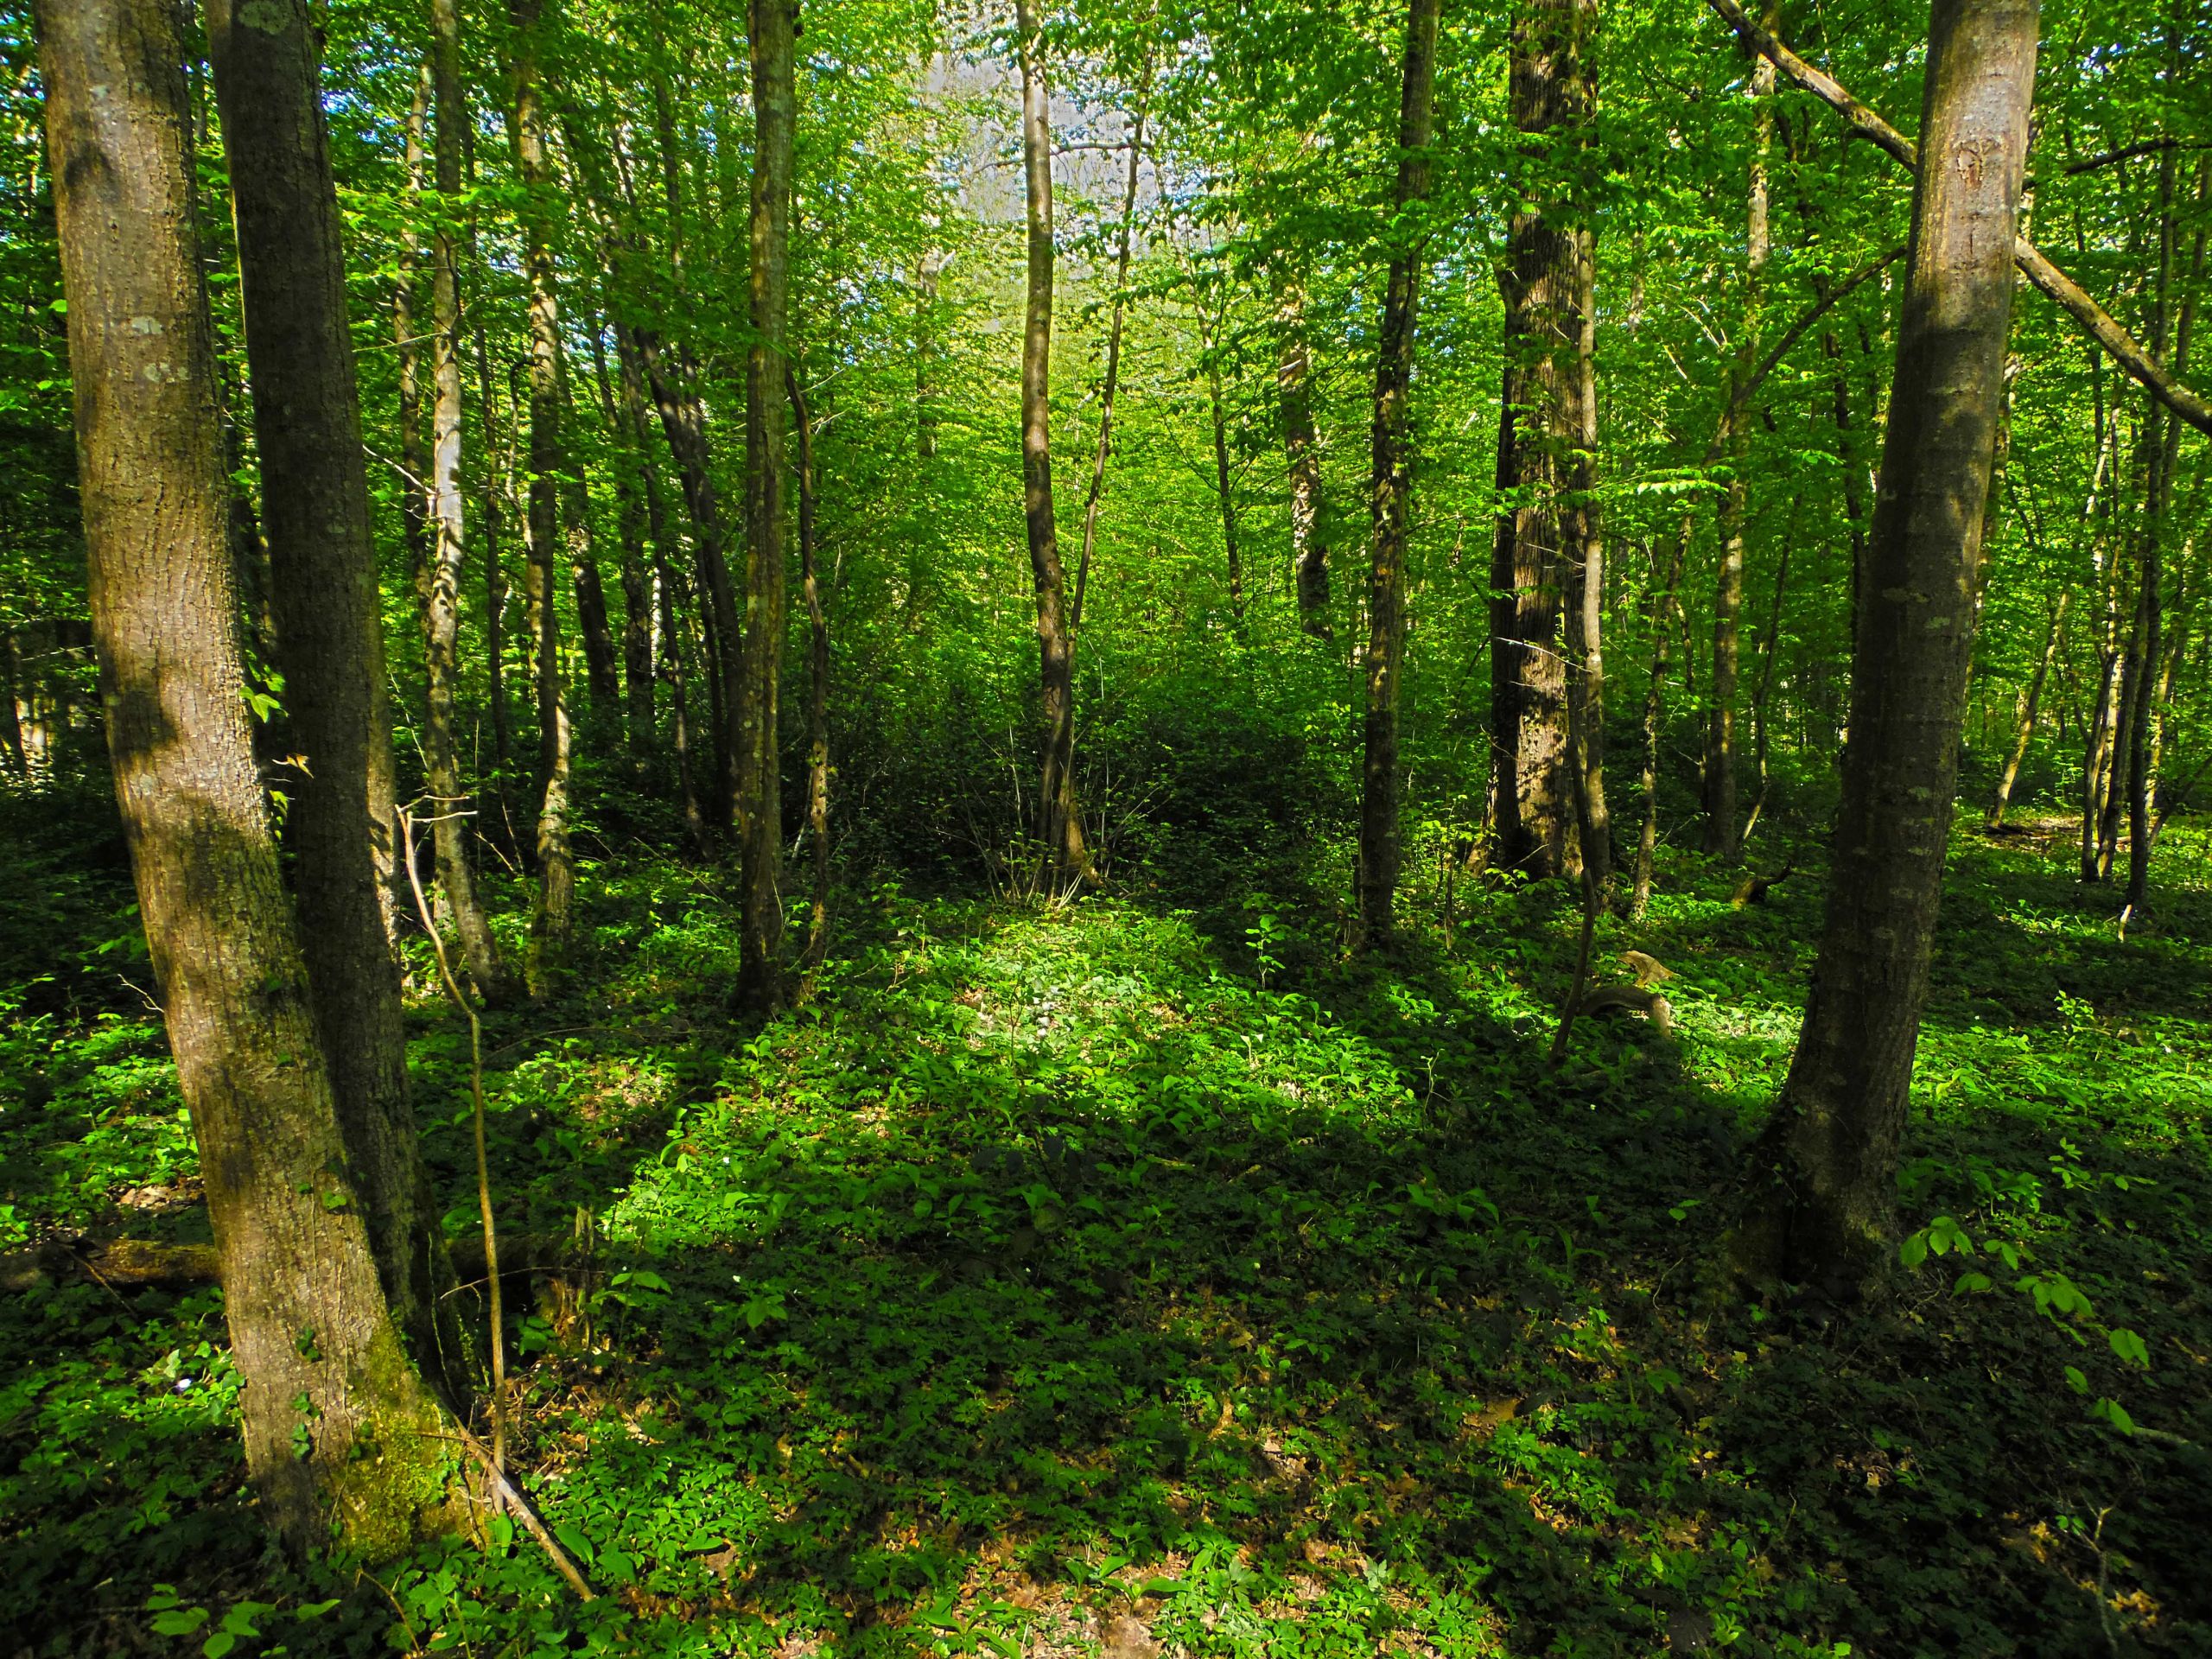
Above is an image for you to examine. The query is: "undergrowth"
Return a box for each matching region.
[3,816,2208,1658]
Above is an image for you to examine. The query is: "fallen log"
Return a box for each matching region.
[3,1232,577,1296]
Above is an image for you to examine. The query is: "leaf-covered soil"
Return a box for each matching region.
[3,812,2208,1658]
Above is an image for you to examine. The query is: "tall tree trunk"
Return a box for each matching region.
[1630,517,1694,919]
[1739,506,1796,849]
[2125,142,2198,916]
[1207,314,1247,632]
[1565,200,1611,893]
[474,320,513,785]
[571,533,620,710]
[1277,273,1331,639]
[613,329,706,844]
[736,0,796,1012]
[506,0,573,997]
[38,0,449,1552]
[632,322,741,824]
[1702,35,1775,860]
[1745,0,2037,1295]
[2124,520,2162,913]
[2097,594,2140,878]
[424,0,509,1001]
[563,92,741,828]
[789,366,831,979]
[1354,0,1440,942]
[1491,0,1595,881]
[395,70,432,609]
[0,629,26,777]
[659,559,710,851]
[592,325,658,766]
[1015,0,1092,884]
[2081,627,2125,880]
[207,0,467,1400]
[1072,60,1151,636]
[1986,588,2067,828]
[2145,165,2209,859]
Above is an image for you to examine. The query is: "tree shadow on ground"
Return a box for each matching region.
[7,845,2210,1657]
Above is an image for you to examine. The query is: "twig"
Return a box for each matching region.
[442,1423,598,1601]
[398,802,507,1479]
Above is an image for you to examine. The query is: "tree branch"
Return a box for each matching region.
[2067,137,2212,176]
[1705,0,2212,438]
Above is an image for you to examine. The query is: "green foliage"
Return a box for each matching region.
[3,0,2209,1649]
[5,826,2211,1655]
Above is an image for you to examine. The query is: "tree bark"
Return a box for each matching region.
[1491,0,1595,882]
[1072,62,1150,637]
[1355,0,1440,942]
[1015,0,1092,885]
[2098,591,2141,879]
[571,541,620,711]
[2124,143,2200,917]
[1739,506,1796,849]
[789,366,831,980]
[590,326,658,770]
[1746,0,2037,1295]
[562,107,743,829]
[423,0,509,1001]
[505,0,573,997]
[1630,518,1693,919]
[734,0,796,1012]
[38,0,450,1553]
[1702,36,1775,861]
[2082,620,2125,879]
[1276,274,1331,639]
[207,0,467,1400]
[613,330,708,845]
[395,70,432,611]
[632,323,742,826]
[474,319,513,786]
[1205,301,1247,632]
[1565,199,1611,894]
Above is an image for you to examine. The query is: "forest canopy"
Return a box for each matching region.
[1,0,2209,1653]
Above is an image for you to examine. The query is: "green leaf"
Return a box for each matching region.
[152,1609,210,1637]
[2107,1327,2150,1368]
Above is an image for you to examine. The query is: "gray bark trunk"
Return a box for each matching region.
[207,0,468,1401]
[40,0,450,1553]
[1355,0,1440,942]
[1747,0,2038,1294]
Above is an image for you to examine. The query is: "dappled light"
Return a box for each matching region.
[3,0,2208,1650]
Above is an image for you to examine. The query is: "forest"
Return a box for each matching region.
[0,0,2209,1650]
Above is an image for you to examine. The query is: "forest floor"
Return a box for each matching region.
[3,802,2209,1659]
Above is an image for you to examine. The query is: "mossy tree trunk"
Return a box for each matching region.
[737,0,797,1012]
[1354,0,1440,944]
[206,0,469,1402]
[38,0,453,1553]
[1014,0,1093,887]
